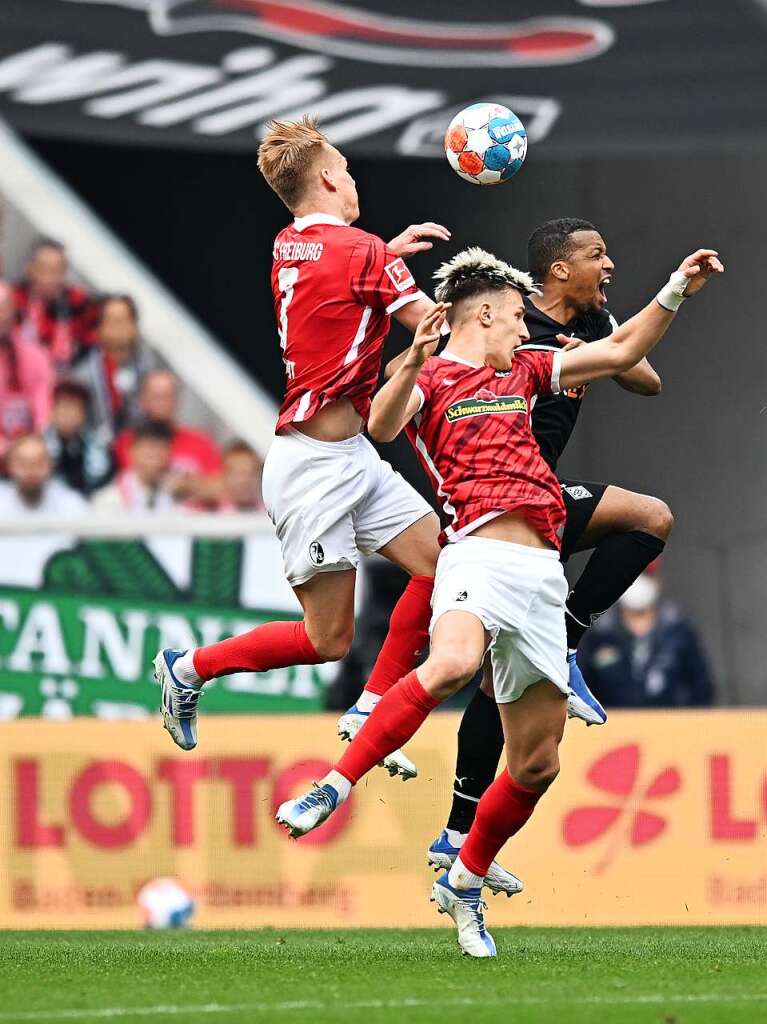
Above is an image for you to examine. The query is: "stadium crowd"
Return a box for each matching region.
[0,236,265,516]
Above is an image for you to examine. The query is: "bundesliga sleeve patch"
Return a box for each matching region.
[384,257,416,292]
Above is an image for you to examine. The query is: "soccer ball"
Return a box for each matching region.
[444,103,527,186]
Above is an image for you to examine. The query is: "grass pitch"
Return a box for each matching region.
[1,928,765,1024]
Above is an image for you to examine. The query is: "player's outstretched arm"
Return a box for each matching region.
[388,222,451,260]
[369,304,449,443]
[558,249,723,392]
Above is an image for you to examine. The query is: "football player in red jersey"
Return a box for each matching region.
[153,116,449,763]
[276,245,722,956]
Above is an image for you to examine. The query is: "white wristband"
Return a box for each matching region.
[656,270,689,312]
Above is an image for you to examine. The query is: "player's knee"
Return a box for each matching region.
[642,497,674,541]
[310,626,355,662]
[512,744,561,792]
[421,651,478,701]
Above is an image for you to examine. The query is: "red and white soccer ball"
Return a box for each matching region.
[444,103,528,186]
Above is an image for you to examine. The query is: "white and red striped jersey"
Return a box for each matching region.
[405,349,566,547]
[271,213,425,433]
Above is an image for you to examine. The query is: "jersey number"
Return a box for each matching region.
[277,266,299,379]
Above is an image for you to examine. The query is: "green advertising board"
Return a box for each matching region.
[0,534,332,718]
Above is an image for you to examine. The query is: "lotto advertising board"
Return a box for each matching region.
[1,711,765,929]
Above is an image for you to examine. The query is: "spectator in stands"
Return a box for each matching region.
[74,294,152,441]
[14,237,97,369]
[579,567,715,708]
[91,421,178,513]
[0,280,54,458]
[0,433,87,516]
[43,380,114,496]
[115,369,223,503]
[218,441,265,512]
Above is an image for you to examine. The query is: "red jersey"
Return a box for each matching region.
[406,349,566,547]
[271,213,425,433]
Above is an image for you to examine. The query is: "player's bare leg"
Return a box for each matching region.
[278,608,484,838]
[433,680,566,957]
[428,656,524,898]
[337,511,440,780]
[155,569,355,750]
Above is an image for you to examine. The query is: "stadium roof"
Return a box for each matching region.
[0,0,765,157]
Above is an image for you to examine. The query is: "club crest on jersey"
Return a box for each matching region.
[309,541,325,566]
[384,258,415,292]
[445,390,528,423]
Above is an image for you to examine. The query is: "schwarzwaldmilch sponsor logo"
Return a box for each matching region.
[444,391,527,422]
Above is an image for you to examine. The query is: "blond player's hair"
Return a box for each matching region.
[257,116,329,210]
[434,247,539,303]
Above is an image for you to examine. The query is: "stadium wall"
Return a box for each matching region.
[28,139,766,706]
[1,711,765,929]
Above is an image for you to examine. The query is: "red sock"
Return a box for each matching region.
[459,771,542,877]
[364,575,434,697]
[336,670,438,784]
[192,620,322,680]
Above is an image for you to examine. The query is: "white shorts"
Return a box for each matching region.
[430,536,569,703]
[262,428,433,587]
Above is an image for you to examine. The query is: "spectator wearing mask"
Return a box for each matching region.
[14,237,97,369]
[91,421,178,513]
[0,280,54,458]
[74,294,153,441]
[114,369,223,502]
[0,433,87,516]
[218,441,265,512]
[43,380,114,496]
[579,566,715,708]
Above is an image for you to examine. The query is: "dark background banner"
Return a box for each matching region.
[1,0,765,156]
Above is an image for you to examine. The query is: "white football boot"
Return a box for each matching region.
[337,704,417,781]
[431,873,497,958]
[276,782,341,838]
[154,649,203,751]
[427,830,524,898]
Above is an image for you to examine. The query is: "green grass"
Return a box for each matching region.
[1,928,765,1024]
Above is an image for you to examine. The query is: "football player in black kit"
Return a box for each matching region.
[428,218,676,894]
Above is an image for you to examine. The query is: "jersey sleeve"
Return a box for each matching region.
[413,362,436,414]
[349,234,425,314]
[519,350,563,396]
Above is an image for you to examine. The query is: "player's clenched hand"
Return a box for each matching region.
[677,249,724,296]
[558,336,586,352]
[406,303,450,368]
[388,222,451,259]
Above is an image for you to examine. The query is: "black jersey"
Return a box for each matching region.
[519,297,617,471]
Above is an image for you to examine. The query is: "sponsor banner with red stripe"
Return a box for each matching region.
[1,711,765,928]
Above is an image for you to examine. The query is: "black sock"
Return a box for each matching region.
[566,530,666,649]
[445,687,504,834]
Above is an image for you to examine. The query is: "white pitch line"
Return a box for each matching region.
[1,992,767,1021]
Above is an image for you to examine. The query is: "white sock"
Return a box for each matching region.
[321,769,352,804]
[445,828,467,848]
[355,689,381,714]
[174,650,203,687]
[448,855,484,891]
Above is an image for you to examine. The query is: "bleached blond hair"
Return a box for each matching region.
[257,115,328,210]
[434,247,539,309]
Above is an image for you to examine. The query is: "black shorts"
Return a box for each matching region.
[559,478,608,562]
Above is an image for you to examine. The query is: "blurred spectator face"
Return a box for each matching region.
[223,446,263,509]
[8,435,52,502]
[27,245,67,302]
[99,298,138,363]
[619,571,661,635]
[140,371,178,425]
[0,283,15,336]
[52,389,88,439]
[132,435,171,488]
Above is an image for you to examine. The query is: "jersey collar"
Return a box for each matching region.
[439,350,483,369]
[293,213,347,232]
